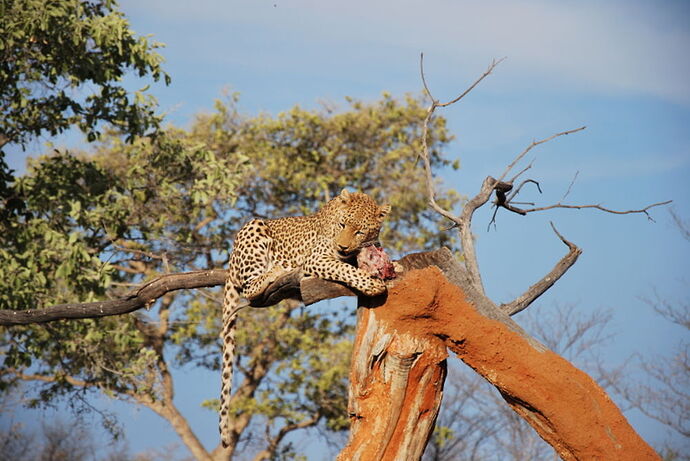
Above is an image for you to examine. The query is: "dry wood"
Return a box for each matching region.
[338,262,659,461]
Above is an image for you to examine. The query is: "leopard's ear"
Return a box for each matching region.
[379,204,391,218]
[338,189,351,202]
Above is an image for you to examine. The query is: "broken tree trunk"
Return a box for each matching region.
[338,251,659,461]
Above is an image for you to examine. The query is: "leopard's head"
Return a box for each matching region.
[329,189,390,260]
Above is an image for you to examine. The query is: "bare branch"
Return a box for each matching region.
[521,200,672,221]
[419,52,435,103]
[501,223,582,316]
[508,158,536,185]
[459,176,499,292]
[560,170,580,202]
[670,209,690,242]
[438,57,506,108]
[0,263,368,326]
[499,126,586,182]
[418,56,506,295]
[0,248,518,327]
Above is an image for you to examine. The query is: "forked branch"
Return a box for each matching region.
[419,55,505,294]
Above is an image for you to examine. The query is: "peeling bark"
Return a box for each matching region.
[337,300,447,461]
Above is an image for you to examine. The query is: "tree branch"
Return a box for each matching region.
[0,269,229,326]
[500,223,582,316]
[498,127,586,182]
[417,56,673,317]
[2,368,95,389]
[253,412,322,461]
[418,55,504,295]
[520,200,673,220]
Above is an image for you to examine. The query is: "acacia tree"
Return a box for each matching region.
[0,94,459,460]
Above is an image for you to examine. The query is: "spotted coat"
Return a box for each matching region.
[219,189,390,448]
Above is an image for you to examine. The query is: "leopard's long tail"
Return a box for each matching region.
[220,277,241,449]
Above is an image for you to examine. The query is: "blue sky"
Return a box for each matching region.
[6,0,690,458]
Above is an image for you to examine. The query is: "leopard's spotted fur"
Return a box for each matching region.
[219,189,390,448]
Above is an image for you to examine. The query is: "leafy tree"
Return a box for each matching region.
[0,2,463,459]
[0,0,169,149]
[1,95,459,460]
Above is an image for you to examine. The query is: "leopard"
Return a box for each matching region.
[219,189,391,448]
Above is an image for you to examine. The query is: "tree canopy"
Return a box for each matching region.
[1,89,459,458]
[0,0,169,149]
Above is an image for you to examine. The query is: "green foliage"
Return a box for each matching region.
[190,92,460,254]
[0,0,169,147]
[0,134,246,412]
[1,92,460,456]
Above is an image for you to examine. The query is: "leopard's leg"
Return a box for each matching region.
[242,265,290,300]
[304,254,386,296]
[231,220,290,300]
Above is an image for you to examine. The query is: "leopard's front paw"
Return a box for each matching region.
[361,278,387,297]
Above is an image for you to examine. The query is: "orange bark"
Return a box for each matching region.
[339,267,659,461]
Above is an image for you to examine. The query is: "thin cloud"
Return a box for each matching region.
[122,0,690,104]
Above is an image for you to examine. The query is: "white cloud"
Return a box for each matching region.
[122,0,690,104]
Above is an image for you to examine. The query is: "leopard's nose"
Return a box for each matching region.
[337,244,348,252]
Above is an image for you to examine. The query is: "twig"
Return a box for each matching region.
[561,170,579,202]
[498,127,586,182]
[441,57,506,107]
[420,53,435,103]
[508,159,535,185]
[507,179,542,203]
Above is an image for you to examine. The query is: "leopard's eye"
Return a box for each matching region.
[355,230,364,236]
[339,222,346,229]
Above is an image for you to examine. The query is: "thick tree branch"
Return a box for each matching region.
[339,267,659,461]
[0,269,228,326]
[0,262,360,326]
